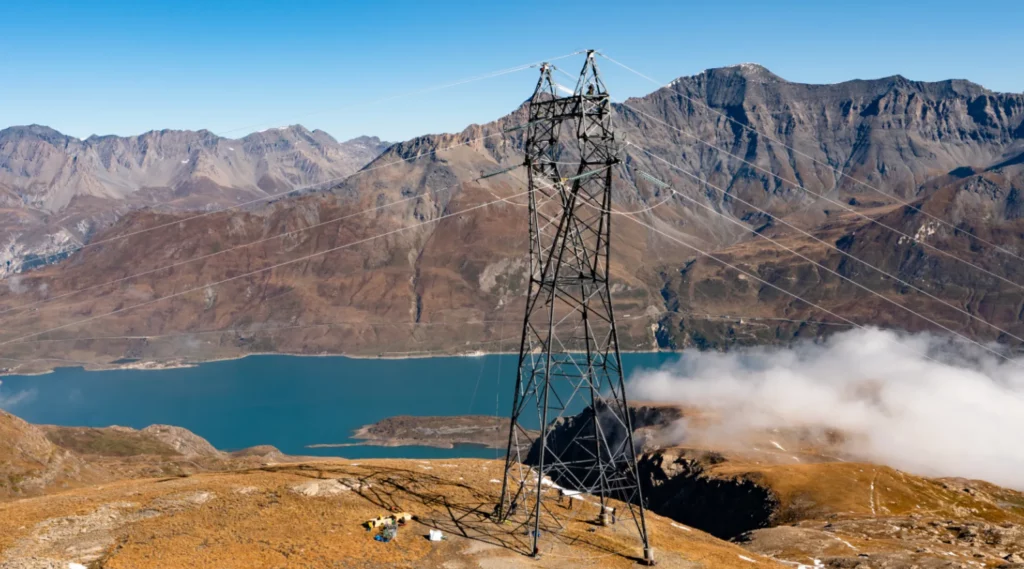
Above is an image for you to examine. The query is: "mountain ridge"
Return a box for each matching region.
[0,124,390,276]
[1,64,1023,369]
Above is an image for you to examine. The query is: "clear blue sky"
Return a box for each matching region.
[3,0,1022,143]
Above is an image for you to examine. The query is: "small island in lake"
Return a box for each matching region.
[308,415,529,450]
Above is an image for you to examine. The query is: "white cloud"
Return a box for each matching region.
[6,275,27,294]
[0,381,38,409]
[627,328,1024,490]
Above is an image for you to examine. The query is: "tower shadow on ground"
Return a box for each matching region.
[255,463,642,563]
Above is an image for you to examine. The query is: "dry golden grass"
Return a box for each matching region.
[43,426,181,457]
[708,460,1024,526]
[0,458,785,569]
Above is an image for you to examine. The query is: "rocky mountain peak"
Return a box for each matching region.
[343,134,387,148]
[664,63,784,90]
[243,124,310,138]
[0,124,72,147]
[716,62,782,82]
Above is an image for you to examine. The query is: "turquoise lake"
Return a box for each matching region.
[0,353,680,459]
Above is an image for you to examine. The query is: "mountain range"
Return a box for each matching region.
[0,125,389,275]
[1,63,1022,372]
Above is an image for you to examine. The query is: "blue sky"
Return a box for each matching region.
[3,0,1022,143]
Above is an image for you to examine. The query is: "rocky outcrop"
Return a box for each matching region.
[0,412,298,500]
[0,410,92,497]
[621,67,1024,211]
[638,449,779,539]
[139,424,222,458]
[527,404,780,539]
[524,402,683,465]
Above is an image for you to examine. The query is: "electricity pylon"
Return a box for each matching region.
[495,50,654,565]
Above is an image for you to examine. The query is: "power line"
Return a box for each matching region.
[619,211,1019,368]
[626,149,1022,364]
[628,142,1024,347]
[215,52,584,137]
[0,274,659,347]
[526,168,1021,366]
[12,51,581,269]
[612,99,1024,292]
[17,127,513,266]
[0,189,529,347]
[574,65,1024,350]
[0,127,522,321]
[551,63,1024,293]
[597,51,1024,267]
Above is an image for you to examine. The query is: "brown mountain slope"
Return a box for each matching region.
[617,65,1024,218]
[1,65,1024,369]
[0,149,687,372]
[656,157,1024,350]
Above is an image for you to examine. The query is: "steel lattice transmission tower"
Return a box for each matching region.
[495,50,654,564]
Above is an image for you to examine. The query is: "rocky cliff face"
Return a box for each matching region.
[615,64,1024,234]
[617,65,1024,350]
[654,156,1024,350]
[0,125,389,276]
[1,65,1023,369]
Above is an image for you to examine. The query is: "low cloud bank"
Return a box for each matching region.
[0,380,37,409]
[5,276,27,294]
[627,328,1024,490]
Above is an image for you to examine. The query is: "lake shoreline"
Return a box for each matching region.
[0,351,681,460]
[1,347,672,378]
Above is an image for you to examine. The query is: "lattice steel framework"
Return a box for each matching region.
[495,51,653,564]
